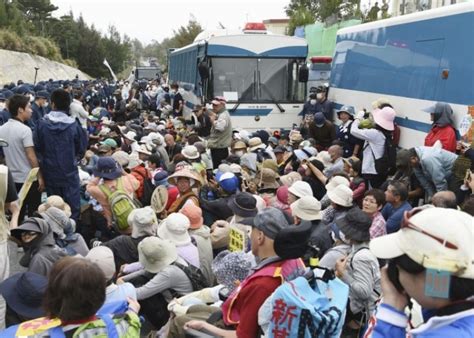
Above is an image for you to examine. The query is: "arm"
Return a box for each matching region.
[135,268,173,300]
[307,161,328,185]
[350,119,377,142]
[352,181,366,201]
[5,201,20,230]
[213,114,228,132]
[24,147,44,191]
[340,258,376,301]
[413,168,435,198]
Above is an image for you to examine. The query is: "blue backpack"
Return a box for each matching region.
[267,271,349,338]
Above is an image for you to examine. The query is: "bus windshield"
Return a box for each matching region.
[210,58,305,103]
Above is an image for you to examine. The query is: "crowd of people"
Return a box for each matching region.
[0,77,472,338]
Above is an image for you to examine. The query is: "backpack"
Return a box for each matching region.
[99,178,141,231]
[369,132,396,176]
[172,261,209,291]
[140,175,155,206]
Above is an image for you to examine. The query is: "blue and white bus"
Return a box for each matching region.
[168,24,309,130]
[329,2,474,148]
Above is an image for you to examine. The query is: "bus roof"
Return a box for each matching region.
[338,1,473,35]
[206,34,307,58]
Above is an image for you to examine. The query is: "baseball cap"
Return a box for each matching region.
[242,207,290,240]
[370,208,474,278]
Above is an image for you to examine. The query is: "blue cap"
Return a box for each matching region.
[217,172,239,194]
[35,90,50,99]
[1,90,14,100]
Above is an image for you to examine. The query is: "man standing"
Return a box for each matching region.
[314,86,333,122]
[0,94,44,221]
[69,89,89,129]
[34,89,87,221]
[207,97,232,169]
[30,90,49,129]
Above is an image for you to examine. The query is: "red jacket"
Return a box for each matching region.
[424,125,457,152]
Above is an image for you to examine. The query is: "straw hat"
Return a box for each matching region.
[151,186,169,214]
[167,168,202,187]
[37,196,71,218]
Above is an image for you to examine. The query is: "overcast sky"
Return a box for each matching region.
[51,0,290,44]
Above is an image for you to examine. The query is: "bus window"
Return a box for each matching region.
[211,58,257,102]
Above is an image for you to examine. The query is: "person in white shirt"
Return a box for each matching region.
[69,89,89,129]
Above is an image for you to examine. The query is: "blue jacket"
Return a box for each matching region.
[0,109,10,125]
[414,146,458,198]
[31,102,46,127]
[381,201,412,233]
[371,304,474,338]
[34,111,87,187]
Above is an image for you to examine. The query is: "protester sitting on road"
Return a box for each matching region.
[184,208,305,338]
[362,189,387,239]
[370,207,473,337]
[10,218,67,276]
[86,156,139,231]
[382,181,413,234]
[0,272,47,327]
[86,246,137,305]
[334,207,381,334]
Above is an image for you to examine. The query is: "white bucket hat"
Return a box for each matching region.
[127,207,157,237]
[327,184,353,207]
[157,213,192,246]
[123,131,137,141]
[138,237,178,274]
[181,145,200,160]
[291,196,322,221]
[325,176,350,192]
[370,208,474,278]
[137,144,152,156]
[288,181,313,199]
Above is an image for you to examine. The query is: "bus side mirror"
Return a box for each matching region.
[298,64,309,83]
[198,62,209,80]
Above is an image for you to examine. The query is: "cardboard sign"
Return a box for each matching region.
[229,226,246,252]
[18,168,39,209]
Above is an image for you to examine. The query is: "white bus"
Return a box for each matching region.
[168,23,309,130]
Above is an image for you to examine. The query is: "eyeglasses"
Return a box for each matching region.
[401,208,458,250]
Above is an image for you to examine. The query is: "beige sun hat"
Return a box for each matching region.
[138,237,178,274]
[291,196,322,221]
[37,195,72,218]
[167,168,202,187]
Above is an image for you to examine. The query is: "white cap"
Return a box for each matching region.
[370,208,474,278]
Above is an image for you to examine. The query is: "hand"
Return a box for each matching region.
[184,320,208,331]
[210,220,229,232]
[468,171,474,191]
[117,277,125,285]
[380,266,409,311]
[335,256,348,278]
[37,175,45,192]
[355,110,365,120]
[127,297,140,314]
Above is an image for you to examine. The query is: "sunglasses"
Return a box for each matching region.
[401,208,458,250]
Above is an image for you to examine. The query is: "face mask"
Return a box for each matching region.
[316,93,323,100]
[0,102,5,110]
[339,230,350,244]
[310,99,317,105]
[235,150,245,157]
[43,102,49,108]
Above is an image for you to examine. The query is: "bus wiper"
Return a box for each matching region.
[229,101,241,113]
[260,82,285,113]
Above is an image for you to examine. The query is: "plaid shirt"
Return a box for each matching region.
[370,212,386,239]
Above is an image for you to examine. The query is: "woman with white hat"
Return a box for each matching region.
[321,184,355,226]
[158,213,200,268]
[351,106,396,189]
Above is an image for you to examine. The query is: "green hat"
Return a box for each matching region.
[100,138,118,148]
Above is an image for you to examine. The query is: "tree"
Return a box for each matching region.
[286,0,361,25]
[170,16,203,48]
[287,6,315,35]
[17,0,58,36]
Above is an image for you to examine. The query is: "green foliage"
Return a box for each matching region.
[287,6,315,35]
[286,0,362,26]
[0,29,62,61]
